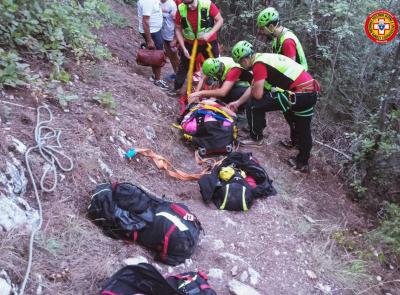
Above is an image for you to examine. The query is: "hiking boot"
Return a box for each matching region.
[240,138,265,147]
[149,74,155,82]
[288,157,309,173]
[279,139,297,149]
[154,80,169,90]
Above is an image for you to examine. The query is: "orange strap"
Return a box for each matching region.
[135,148,209,181]
[194,150,223,168]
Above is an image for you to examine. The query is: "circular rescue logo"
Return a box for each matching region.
[365,10,398,44]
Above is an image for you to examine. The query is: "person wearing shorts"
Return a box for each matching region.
[138,0,169,90]
[160,0,180,74]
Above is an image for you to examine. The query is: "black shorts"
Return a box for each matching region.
[141,30,163,50]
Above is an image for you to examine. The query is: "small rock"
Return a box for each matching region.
[224,217,238,227]
[316,283,331,294]
[144,126,156,141]
[273,249,280,256]
[239,271,248,282]
[152,102,161,112]
[11,137,27,154]
[87,134,97,146]
[117,146,126,158]
[212,239,224,250]
[237,242,246,249]
[303,214,316,223]
[208,268,224,280]
[231,266,239,276]
[376,275,382,281]
[98,158,113,177]
[1,160,27,197]
[36,273,43,295]
[228,279,261,295]
[185,259,193,267]
[0,270,12,295]
[306,270,317,280]
[220,252,245,263]
[59,174,65,182]
[0,278,11,295]
[0,196,39,232]
[123,255,148,266]
[248,267,261,286]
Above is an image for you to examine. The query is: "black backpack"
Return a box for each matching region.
[136,202,202,266]
[211,170,254,211]
[198,152,277,211]
[88,182,202,265]
[88,182,161,239]
[100,263,217,295]
[100,263,179,295]
[167,271,217,295]
[179,102,237,156]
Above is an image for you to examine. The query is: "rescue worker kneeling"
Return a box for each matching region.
[188,57,252,104]
[228,41,320,173]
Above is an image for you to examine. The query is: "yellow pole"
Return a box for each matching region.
[186,39,198,96]
[206,42,214,58]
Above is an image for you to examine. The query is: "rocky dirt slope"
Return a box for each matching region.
[0,1,398,295]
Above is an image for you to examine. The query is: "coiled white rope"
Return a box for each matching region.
[19,105,74,295]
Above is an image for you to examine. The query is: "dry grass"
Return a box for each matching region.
[304,218,374,293]
[0,196,127,295]
[0,230,27,279]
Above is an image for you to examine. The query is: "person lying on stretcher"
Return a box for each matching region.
[187,57,252,105]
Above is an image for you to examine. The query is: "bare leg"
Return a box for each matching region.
[152,66,161,80]
[164,41,180,73]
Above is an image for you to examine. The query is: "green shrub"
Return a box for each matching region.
[372,204,400,254]
[0,48,31,88]
[93,92,117,114]
[56,86,79,109]
[0,0,126,88]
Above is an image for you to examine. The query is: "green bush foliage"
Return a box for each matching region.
[372,204,400,254]
[0,0,127,88]
[93,91,117,114]
[0,48,31,88]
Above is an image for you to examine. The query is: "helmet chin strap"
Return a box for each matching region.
[265,22,282,37]
[267,25,277,37]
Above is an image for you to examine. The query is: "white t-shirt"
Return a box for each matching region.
[137,0,163,34]
[160,0,177,41]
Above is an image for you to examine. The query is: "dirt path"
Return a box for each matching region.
[0,2,397,295]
